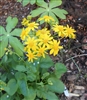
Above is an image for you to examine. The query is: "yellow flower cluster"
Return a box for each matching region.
[20,15,76,62]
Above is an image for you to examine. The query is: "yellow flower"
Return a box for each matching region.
[39,15,54,22]
[49,40,63,56]
[36,28,50,37]
[65,25,76,39]
[25,36,38,51]
[20,28,29,40]
[26,50,37,62]
[27,22,39,31]
[37,46,47,58]
[21,18,29,26]
[53,24,65,37]
[39,34,53,48]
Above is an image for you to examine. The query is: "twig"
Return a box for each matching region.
[65,54,87,62]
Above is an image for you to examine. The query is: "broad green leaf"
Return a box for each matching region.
[48,77,65,93]
[41,72,49,80]
[44,92,59,100]
[11,28,22,36]
[1,93,11,100]
[36,1,48,8]
[49,12,59,23]
[49,0,62,9]
[22,0,30,6]
[17,79,28,96]
[27,72,36,82]
[25,87,36,100]
[17,0,22,2]
[40,55,54,68]
[5,79,18,96]
[15,65,26,72]
[0,37,8,58]
[30,0,36,4]
[55,63,67,79]
[52,8,68,19]
[6,16,18,33]
[31,8,46,17]
[0,26,6,35]
[9,36,24,56]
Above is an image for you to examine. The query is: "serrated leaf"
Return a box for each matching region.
[31,8,46,17]
[9,36,24,56]
[11,28,22,36]
[5,79,18,96]
[48,77,65,93]
[40,55,54,68]
[0,37,8,58]
[52,8,68,19]
[55,63,67,79]
[49,0,62,9]
[6,16,18,33]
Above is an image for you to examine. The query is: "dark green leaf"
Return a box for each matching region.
[15,65,26,72]
[55,63,67,79]
[25,87,36,100]
[1,93,11,100]
[40,55,54,68]
[5,79,18,96]
[48,77,65,93]
[44,92,59,100]
[6,16,18,33]
[31,8,46,17]
[17,79,28,96]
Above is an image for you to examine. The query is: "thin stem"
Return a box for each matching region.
[65,54,87,62]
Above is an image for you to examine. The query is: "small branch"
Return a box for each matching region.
[65,54,87,62]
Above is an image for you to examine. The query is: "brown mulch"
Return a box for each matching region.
[0,0,87,100]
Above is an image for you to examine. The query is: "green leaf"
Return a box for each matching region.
[17,79,28,96]
[9,36,24,56]
[0,26,6,35]
[36,1,48,8]
[55,63,67,79]
[30,0,36,4]
[25,87,36,100]
[15,65,26,72]
[30,8,46,17]
[17,0,22,2]
[15,72,26,80]
[44,92,59,100]
[11,28,22,36]
[49,0,62,9]
[49,12,59,23]
[48,77,65,93]
[0,37,8,58]
[1,93,11,100]
[22,0,30,6]
[52,8,68,19]
[41,72,49,80]
[5,79,18,96]
[40,55,54,68]
[6,16,18,33]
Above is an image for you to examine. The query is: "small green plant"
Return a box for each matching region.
[30,0,68,23]
[17,0,41,6]
[0,16,24,58]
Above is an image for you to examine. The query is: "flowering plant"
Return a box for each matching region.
[0,15,76,100]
